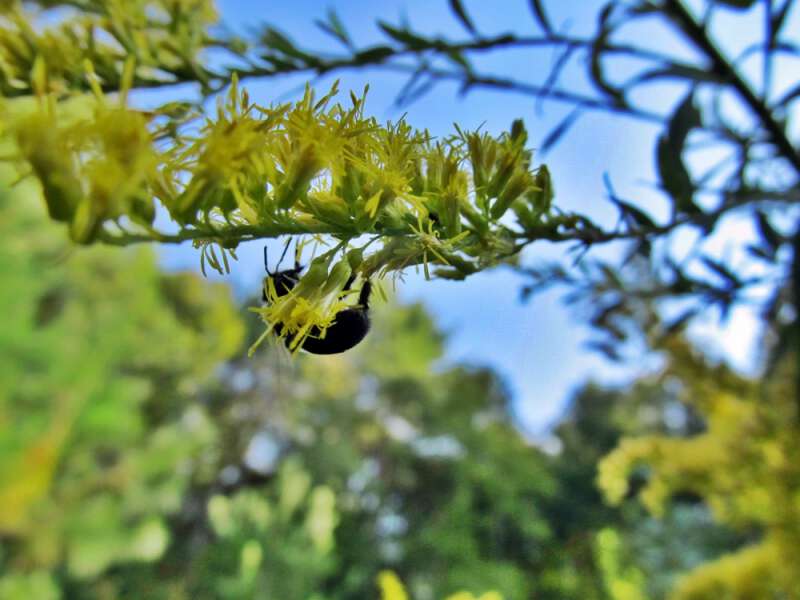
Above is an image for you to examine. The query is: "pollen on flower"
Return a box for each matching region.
[249,284,351,356]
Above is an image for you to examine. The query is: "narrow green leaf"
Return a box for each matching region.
[541,108,581,153]
[657,136,696,214]
[624,63,723,89]
[315,9,352,48]
[657,92,701,214]
[614,199,656,229]
[378,22,429,50]
[445,49,471,71]
[261,28,320,65]
[667,92,701,150]
[449,0,477,35]
[528,0,553,33]
[354,46,395,64]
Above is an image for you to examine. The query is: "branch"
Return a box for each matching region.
[664,0,800,175]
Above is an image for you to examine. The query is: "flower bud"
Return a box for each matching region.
[440,191,462,237]
[509,119,527,144]
[491,171,530,220]
[275,145,323,209]
[319,259,351,297]
[526,165,553,216]
[69,197,100,244]
[16,119,81,222]
[467,134,486,190]
[295,258,330,294]
[486,151,518,199]
[346,248,364,270]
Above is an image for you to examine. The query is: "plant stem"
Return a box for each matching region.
[664,0,800,175]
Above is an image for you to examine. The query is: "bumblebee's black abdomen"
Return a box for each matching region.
[292,309,370,355]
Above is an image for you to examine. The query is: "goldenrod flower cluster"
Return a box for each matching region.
[0,0,216,96]
[3,68,552,351]
[0,2,558,351]
[597,343,800,598]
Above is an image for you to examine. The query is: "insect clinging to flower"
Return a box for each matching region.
[260,240,372,355]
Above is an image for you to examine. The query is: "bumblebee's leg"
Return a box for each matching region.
[342,274,356,293]
[262,246,271,302]
[293,237,302,270]
[358,280,372,309]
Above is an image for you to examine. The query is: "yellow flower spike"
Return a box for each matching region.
[440,190,464,238]
[445,593,505,600]
[11,69,550,304]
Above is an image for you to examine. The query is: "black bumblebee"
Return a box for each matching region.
[262,242,372,355]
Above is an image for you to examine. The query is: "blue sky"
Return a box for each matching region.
[154,0,793,436]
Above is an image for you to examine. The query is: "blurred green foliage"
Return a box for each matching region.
[0,182,244,594]
[3,177,783,599]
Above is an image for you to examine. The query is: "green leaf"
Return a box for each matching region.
[378,22,430,49]
[528,0,553,34]
[616,199,656,229]
[261,28,320,66]
[603,173,657,229]
[354,45,395,64]
[666,91,701,158]
[657,92,701,215]
[449,0,477,35]
[445,49,471,71]
[541,108,581,153]
[624,63,724,89]
[315,9,352,48]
